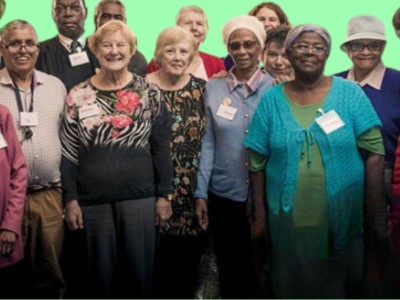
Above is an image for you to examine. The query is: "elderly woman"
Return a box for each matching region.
[61,20,172,298]
[147,5,226,80]
[194,15,274,298]
[244,24,385,298]
[336,16,400,297]
[146,26,207,299]
[224,2,291,70]
[0,104,27,297]
[262,26,294,83]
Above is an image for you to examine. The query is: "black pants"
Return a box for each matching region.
[208,192,256,298]
[0,262,27,298]
[153,233,206,298]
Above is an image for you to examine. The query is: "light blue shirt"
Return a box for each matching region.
[194,68,273,202]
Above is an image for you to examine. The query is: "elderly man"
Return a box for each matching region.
[0,20,66,298]
[336,15,399,298]
[94,0,147,77]
[36,0,98,91]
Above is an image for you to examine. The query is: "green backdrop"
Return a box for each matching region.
[1,0,399,75]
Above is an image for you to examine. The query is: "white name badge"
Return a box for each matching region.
[315,109,345,134]
[20,112,39,127]
[79,104,99,120]
[0,132,7,149]
[69,51,90,67]
[216,104,237,121]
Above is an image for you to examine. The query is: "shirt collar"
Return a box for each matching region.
[0,68,44,89]
[347,61,385,90]
[58,34,86,52]
[227,68,265,94]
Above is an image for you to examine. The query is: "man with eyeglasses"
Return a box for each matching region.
[36,0,98,91]
[93,0,147,77]
[336,15,400,298]
[0,20,67,298]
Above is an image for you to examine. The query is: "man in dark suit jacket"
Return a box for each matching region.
[36,0,98,91]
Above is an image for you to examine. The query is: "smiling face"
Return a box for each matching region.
[347,39,385,76]
[287,32,328,78]
[228,29,261,74]
[158,41,191,77]
[95,30,132,73]
[53,0,87,39]
[177,11,207,46]
[0,26,39,78]
[255,7,281,32]
[263,41,292,77]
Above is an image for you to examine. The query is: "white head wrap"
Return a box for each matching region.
[222,15,266,50]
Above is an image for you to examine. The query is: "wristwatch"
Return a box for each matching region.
[159,193,173,201]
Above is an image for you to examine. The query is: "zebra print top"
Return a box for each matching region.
[60,75,172,205]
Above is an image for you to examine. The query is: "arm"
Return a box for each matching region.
[194,88,216,230]
[60,90,83,230]
[364,152,387,241]
[0,107,27,256]
[248,149,268,243]
[251,171,267,241]
[149,92,173,226]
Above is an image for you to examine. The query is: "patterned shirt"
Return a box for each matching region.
[61,75,172,205]
[0,68,66,185]
[160,75,206,235]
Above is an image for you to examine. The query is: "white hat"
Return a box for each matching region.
[340,15,386,52]
[222,15,266,50]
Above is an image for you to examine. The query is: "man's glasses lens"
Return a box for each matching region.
[5,41,39,53]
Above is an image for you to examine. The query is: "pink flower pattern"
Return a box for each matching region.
[66,81,145,140]
[104,115,133,129]
[115,90,141,114]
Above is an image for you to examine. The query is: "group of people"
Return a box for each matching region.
[1,0,400,299]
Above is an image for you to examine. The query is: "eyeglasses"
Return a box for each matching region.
[228,40,259,51]
[291,43,327,55]
[348,42,383,52]
[21,127,33,143]
[54,4,83,15]
[3,40,39,53]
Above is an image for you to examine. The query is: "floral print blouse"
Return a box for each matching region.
[61,75,172,205]
[160,75,206,236]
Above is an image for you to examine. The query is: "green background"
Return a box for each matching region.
[1,0,399,75]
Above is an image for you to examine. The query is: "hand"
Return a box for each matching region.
[251,217,267,242]
[0,230,17,256]
[156,197,172,227]
[195,198,209,231]
[273,74,294,85]
[64,199,84,230]
[211,70,228,79]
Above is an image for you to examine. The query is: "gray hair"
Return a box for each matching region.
[285,24,331,55]
[0,19,37,41]
[94,0,126,19]
[88,20,136,55]
[176,5,208,29]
